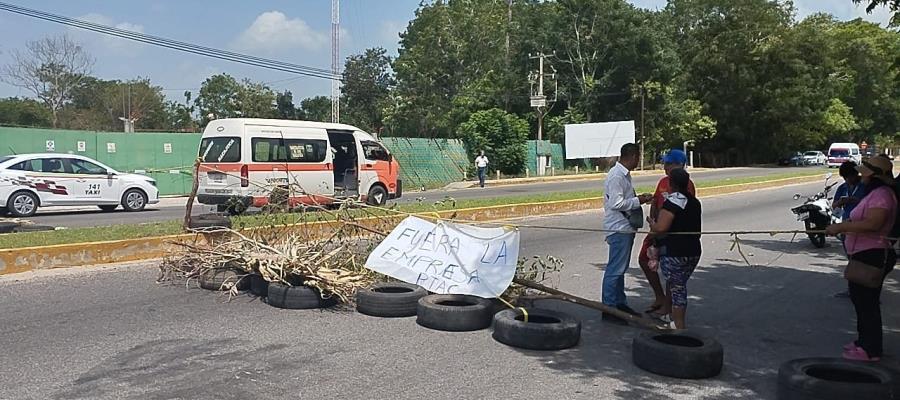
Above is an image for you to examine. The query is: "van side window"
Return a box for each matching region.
[252,138,327,163]
[361,141,390,161]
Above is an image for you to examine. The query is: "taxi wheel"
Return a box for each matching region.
[121,189,148,212]
[7,191,38,218]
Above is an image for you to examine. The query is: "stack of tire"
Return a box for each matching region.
[198,267,337,310]
[354,284,581,351]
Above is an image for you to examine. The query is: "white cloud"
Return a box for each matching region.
[72,13,145,53]
[380,20,404,44]
[232,11,328,53]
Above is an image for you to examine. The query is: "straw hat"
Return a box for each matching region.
[856,156,894,184]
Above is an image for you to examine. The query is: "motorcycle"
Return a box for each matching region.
[790,173,839,248]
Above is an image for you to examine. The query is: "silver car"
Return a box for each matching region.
[802,151,826,166]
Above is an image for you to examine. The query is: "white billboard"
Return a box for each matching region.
[564,121,636,159]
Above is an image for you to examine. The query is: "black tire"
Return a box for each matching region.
[98,205,118,212]
[632,330,724,379]
[13,224,55,233]
[188,214,232,230]
[416,294,494,332]
[267,282,337,309]
[356,282,427,317]
[777,358,899,400]
[249,274,269,297]
[492,308,581,350]
[7,191,38,217]
[198,268,249,291]
[805,220,826,248]
[121,189,148,212]
[366,185,388,206]
[809,234,826,248]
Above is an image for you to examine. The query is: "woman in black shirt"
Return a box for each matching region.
[647,168,702,329]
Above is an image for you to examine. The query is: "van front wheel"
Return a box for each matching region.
[366,185,388,207]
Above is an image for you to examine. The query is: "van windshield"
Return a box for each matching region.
[829,148,849,157]
[199,137,241,162]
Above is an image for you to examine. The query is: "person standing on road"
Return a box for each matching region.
[832,161,867,298]
[475,151,489,188]
[639,149,696,316]
[647,168,702,329]
[826,156,897,362]
[601,143,653,324]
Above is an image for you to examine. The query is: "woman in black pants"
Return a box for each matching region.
[827,156,897,361]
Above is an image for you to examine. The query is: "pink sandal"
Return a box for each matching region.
[842,346,880,362]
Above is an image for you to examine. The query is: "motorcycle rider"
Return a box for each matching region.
[833,161,867,298]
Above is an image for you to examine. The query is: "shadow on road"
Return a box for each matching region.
[508,256,900,400]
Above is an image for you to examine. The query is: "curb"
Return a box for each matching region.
[0,174,820,275]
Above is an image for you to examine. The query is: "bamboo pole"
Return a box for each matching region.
[513,278,666,331]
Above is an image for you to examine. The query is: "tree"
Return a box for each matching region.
[458,108,528,175]
[276,90,299,119]
[822,98,860,141]
[1,35,94,128]
[341,47,393,133]
[299,96,332,122]
[195,74,276,124]
[61,77,168,131]
[195,73,242,124]
[0,97,53,127]
[237,79,276,119]
[853,0,900,26]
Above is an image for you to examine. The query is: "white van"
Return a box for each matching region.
[826,143,861,167]
[197,118,402,214]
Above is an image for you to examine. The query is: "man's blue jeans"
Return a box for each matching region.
[602,232,636,307]
[477,167,486,187]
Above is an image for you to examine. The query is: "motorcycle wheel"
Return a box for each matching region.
[808,234,826,248]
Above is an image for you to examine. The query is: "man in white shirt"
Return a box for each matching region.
[474,151,489,188]
[602,143,653,324]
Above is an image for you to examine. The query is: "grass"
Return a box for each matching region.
[0,170,824,250]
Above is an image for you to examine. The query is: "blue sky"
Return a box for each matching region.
[0,0,893,103]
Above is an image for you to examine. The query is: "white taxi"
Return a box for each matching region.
[0,153,159,217]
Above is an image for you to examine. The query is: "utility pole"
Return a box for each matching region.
[529,52,557,176]
[639,85,645,170]
[118,83,136,133]
[331,0,340,123]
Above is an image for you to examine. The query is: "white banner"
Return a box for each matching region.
[564,120,635,159]
[365,216,520,298]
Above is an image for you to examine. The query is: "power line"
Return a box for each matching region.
[0,2,341,81]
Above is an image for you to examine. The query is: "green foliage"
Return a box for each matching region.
[458,108,528,175]
[0,97,52,127]
[195,74,277,125]
[853,0,900,26]
[821,98,860,141]
[299,96,332,123]
[341,47,393,133]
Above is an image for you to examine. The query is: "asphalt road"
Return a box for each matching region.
[1,181,895,399]
[26,166,815,228]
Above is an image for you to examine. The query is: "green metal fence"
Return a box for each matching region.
[0,127,473,195]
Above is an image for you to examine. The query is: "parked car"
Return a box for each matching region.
[802,151,826,166]
[778,152,804,166]
[0,153,159,217]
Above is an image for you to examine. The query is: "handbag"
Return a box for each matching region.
[622,206,644,230]
[844,255,887,289]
